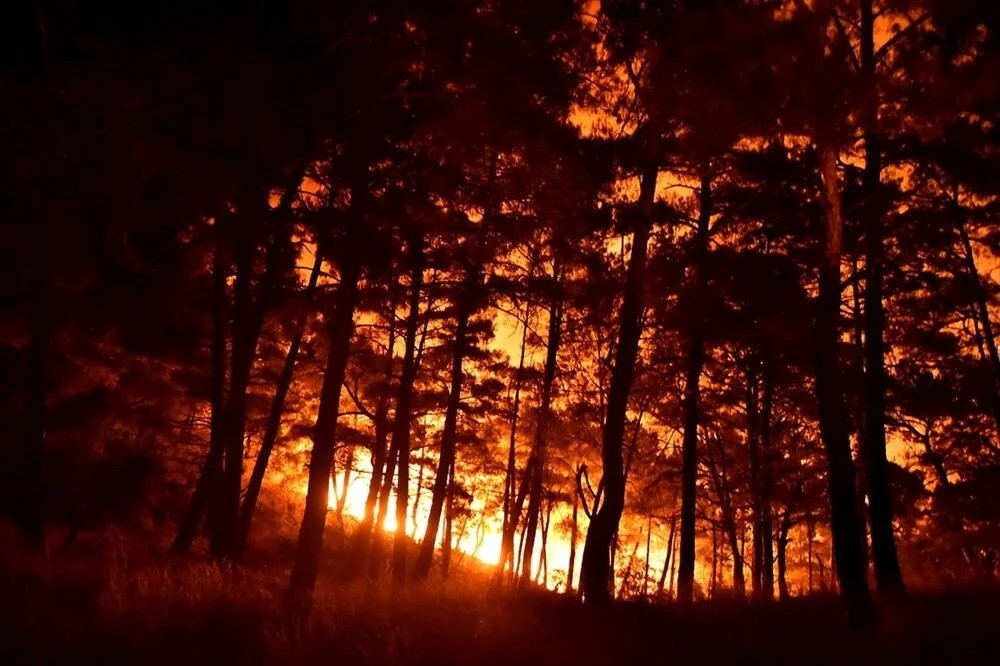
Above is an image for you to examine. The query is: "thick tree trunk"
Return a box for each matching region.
[860,0,905,597]
[285,165,367,615]
[391,233,425,582]
[172,243,229,555]
[677,170,712,604]
[232,246,324,562]
[413,273,475,579]
[815,141,874,629]
[520,284,562,585]
[580,164,656,604]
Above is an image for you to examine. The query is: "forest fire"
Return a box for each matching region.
[2,0,999,665]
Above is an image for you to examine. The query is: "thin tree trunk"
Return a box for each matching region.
[957,212,1000,442]
[359,285,401,547]
[354,401,389,564]
[580,163,656,604]
[669,521,679,596]
[808,518,814,594]
[521,277,563,585]
[850,251,872,573]
[705,433,746,597]
[413,272,475,579]
[497,298,531,577]
[760,360,775,599]
[644,517,652,597]
[567,495,579,593]
[710,524,718,598]
[504,456,534,581]
[746,358,764,597]
[658,516,676,594]
[285,165,367,615]
[215,219,260,558]
[391,233,425,582]
[441,461,454,579]
[815,141,874,629]
[777,509,791,600]
[539,497,551,587]
[678,169,712,604]
[232,246,324,562]
[335,450,352,516]
[860,0,905,597]
[172,242,228,555]
[411,458,424,538]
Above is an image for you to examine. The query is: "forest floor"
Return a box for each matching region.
[1,549,998,666]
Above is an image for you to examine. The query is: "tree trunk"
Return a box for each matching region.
[746,358,764,597]
[957,214,1000,443]
[580,164,656,605]
[411,458,424,538]
[441,461,454,579]
[677,169,712,604]
[860,0,905,597]
[335,449,353,516]
[232,246,324,562]
[567,495,579,593]
[354,400,389,560]
[815,141,874,629]
[172,242,228,555]
[658,516,676,594]
[760,360,775,599]
[705,433,746,598]
[496,299,531,577]
[539,497,552,588]
[368,430,399,576]
[710,524,718,598]
[807,518,814,594]
[413,272,475,579]
[520,280,562,585]
[285,166,367,615]
[391,233,425,582]
[358,287,402,559]
[643,517,652,597]
[850,252,872,573]
[777,509,790,600]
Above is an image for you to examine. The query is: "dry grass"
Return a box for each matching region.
[1,544,998,666]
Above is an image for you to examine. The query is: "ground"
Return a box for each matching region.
[1,551,997,666]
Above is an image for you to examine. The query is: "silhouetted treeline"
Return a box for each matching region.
[2,0,999,628]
